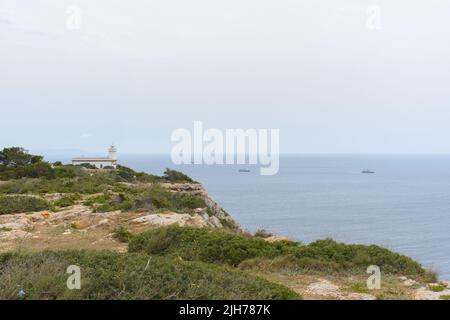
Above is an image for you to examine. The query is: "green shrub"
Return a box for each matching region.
[115,165,161,183]
[238,255,342,274]
[0,162,55,180]
[0,250,300,300]
[112,225,132,243]
[53,166,77,179]
[162,168,196,183]
[0,196,51,214]
[254,229,274,238]
[294,239,429,277]
[53,194,81,208]
[220,218,239,230]
[75,163,97,169]
[83,186,206,213]
[129,226,430,279]
[129,226,296,266]
[429,284,446,292]
[0,174,117,195]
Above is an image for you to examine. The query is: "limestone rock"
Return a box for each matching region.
[306,279,376,300]
[0,218,30,230]
[0,229,32,241]
[403,279,418,287]
[131,213,209,228]
[414,286,450,300]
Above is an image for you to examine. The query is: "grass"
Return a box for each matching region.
[0,195,51,215]
[0,250,300,300]
[129,226,434,282]
[347,282,370,294]
[440,295,450,300]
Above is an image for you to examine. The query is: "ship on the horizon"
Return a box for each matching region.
[362,170,375,174]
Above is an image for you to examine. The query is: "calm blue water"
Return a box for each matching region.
[49,154,450,279]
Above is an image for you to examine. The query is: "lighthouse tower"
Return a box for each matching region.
[108,144,117,160]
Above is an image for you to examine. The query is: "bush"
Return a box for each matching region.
[75,163,98,169]
[0,250,300,300]
[429,284,446,292]
[0,162,55,180]
[129,226,431,279]
[53,166,77,179]
[294,239,429,276]
[83,186,206,213]
[254,229,274,238]
[129,226,296,266]
[112,225,132,243]
[53,194,80,208]
[0,174,117,195]
[0,195,51,214]
[162,168,196,183]
[115,165,161,183]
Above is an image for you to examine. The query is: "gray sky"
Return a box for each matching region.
[1,0,450,155]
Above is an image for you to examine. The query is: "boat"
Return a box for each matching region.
[362,170,375,174]
[238,169,251,173]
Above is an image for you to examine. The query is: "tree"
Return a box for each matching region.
[0,147,43,167]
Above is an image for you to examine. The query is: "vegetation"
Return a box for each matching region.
[428,283,446,292]
[53,194,81,208]
[0,147,43,168]
[112,225,132,243]
[0,195,51,215]
[0,250,299,300]
[0,147,202,217]
[0,146,440,300]
[129,226,434,281]
[254,229,274,238]
[162,168,195,183]
[75,163,98,170]
[83,186,206,213]
[0,147,196,188]
[129,226,294,266]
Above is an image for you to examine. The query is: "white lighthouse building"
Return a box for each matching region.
[72,145,118,169]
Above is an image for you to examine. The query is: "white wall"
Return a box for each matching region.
[72,161,116,169]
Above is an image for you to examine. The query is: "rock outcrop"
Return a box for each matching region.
[0,183,239,248]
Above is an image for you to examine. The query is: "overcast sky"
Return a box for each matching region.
[1,0,450,155]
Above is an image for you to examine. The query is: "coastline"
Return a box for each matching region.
[1,154,449,299]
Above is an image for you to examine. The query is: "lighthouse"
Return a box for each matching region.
[108,144,117,160]
[72,145,118,169]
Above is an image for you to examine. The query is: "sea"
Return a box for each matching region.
[49,154,450,279]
